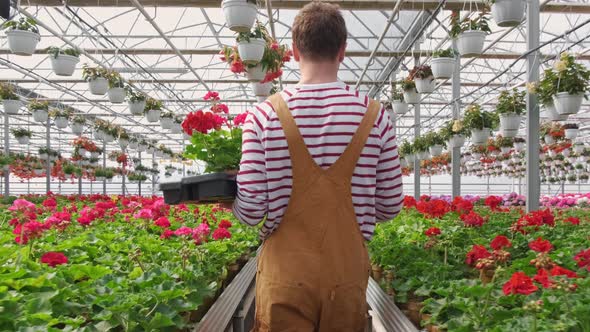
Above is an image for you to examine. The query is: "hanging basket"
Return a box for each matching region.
[514,142,525,152]
[88,78,109,95]
[499,113,521,138]
[222,0,258,33]
[448,134,465,148]
[392,100,409,116]
[50,54,79,76]
[79,148,88,157]
[146,109,161,123]
[429,145,444,157]
[54,116,69,129]
[3,99,22,114]
[160,117,173,129]
[108,87,126,103]
[128,141,138,150]
[491,0,526,27]
[403,89,420,104]
[238,38,266,65]
[418,151,430,160]
[500,147,511,154]
[71,123,84,135]
[246,64,266,82]
[16,136,29,145]
[119,139,129,150]
[414,77,435,93]
[543,103,568,121]
[155,150,165,158]
[565,128,579,140]
[129,100,147,115]
[431,57,455,79]
[6,30,40,56]
[553,92,584,115]
[32,109,48,123]
[251,81,273,96]
[91,152,100,159]
[456,31,487,56]
[471,128,490,145]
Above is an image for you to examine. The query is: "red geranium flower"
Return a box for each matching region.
[466,244,492,266]
[564,217,580,225]
[160,229,174,239]
[529,237,553,253]
[40,252,68,267]
[503,272,538,295]
[212,227,231,240]
[219,219,233,229]
[490,235,512,250]
[550,265,578,278]
[233,112,249,127]
[424,227,441,237]
[416,199,451,219]
[154,217,171,229]
[452,196,473,214]
[460,210,486,227]
[573,249,590,271]
[484,196,503,211]
[403,196,417,209]
[533,269,553,288]
[181,110,225,136]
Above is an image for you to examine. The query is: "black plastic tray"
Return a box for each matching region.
[160,172,237,205]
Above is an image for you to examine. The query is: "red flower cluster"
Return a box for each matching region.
[490,235,512,250]
[466,245,492,266]
[564,217,580,225]
[424,227,441,237]
[219,219,232,229]
[511,209,555,234]
[574,248,590,271]
[211,103,229,114]
[534,266,579,289]
[529,237,553,253]
[212,227,232,240]
[41,252,68,267]
[233,112,249,127]
[416,199,451,219]
[403,196,417,209]
[484,196,503,211]
[182,110,225,136]
[452,196,473,214]
[203,91,220,101]
[503,272,538,296]
[460,210,486,227]
[154,217,171,228]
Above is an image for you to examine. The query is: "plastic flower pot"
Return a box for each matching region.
[88,78,109,95]
[456,31,487,56]
[418,151,430,160]
[128,141,138,150]
[448,134,465,148]
[429,144,444,157]
[155,150,165,158]
[94,130,104,140]
[392,100,409,115]
[246,64,266,82]
[222,0,258,33]
[39,153,48,160]
[544,135,555,145]
[71,123,84,135]
[431,57,455,79]
[32,109,48,122]
[574,144,584,154]
[160,172,238,205]
[90,152,99,159]
[54,116,69,129]
[146,109,161,123]
[471,129,490,145]
[107,87,126,103]
[79,148,87,156]
[128,100,146,115]
[138,144,147,152]
[104,134,115,143]
[553,92,584,115]
[491,0,526,27]
[16,136,29,145]
[544,103,568,121]
[119,139,129,150]
[160,117,173,129]
[514,142,525,152]
[403,89,420,104]
[500,147,511,154]
[414,77,435,93]
[3,99,22,114]
[251,81,273,96]
[565,128,579,140]
[50,54,79,76]
[406,154,416,163]
[34,169,44,176]
[238,38,266,65]
[499,113,521,138]
[6,30,40,55]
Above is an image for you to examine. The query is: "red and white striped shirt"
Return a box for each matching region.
[232,81,403,240]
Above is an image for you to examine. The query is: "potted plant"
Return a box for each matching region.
[513,137,525,152]
[535,69,566,121]
[409,65,435,93]
[399,140,414,165]
[390,85,408,116]
[50,107,72,129]
[71,115,85,135]
[47,46,81,76]
[431,48,456,79]
[551,53,590,116]
[33,162,45,176]
[495,88,525,138]
[106,70,126,103]
[28,100,49,123]
[486,0,526,27]
[580,174,589,184]
[236,22,266,64]
[413,136,430,160]
[160,110,175,130]
[221,0,258,33]
[463,104,498,145]
[11,128,32,145]
[82,65,109,95]
[0,83,22,114]
[450,11,491,56]
[128,137,139,150]
[423,132,446,157]
[38,147,51,160]
[144,98,163,123]
[567,174,577,184]
[497,136,514,154]
[440,119,468,148]
[171,116,183,134]
[105,169,115,183]
[119,131,130,150]
[1,17,40,56]
[125,87,147,115]
[401,78,420,104]
[563,123,579,140]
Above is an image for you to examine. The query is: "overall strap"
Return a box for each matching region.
[328,99,381,179]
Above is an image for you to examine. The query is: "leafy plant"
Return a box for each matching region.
[82,65,109,81]
[184,128,242,173]
[432,48,457,58]
[160,110,175,119]
[409,65,434,80]
[440,119,470,140]
[496,136,514,148]
[391,85,404,101]
[125,87,147,102]
[106,70,125,89]
[145,97,163,111]
[28,100,49,112]
[1,17,39,33]
[463,104,499,131]
[449,10,492,38]
[49,107,73,119]
[11,128,32,138]
[399,140,413,158]
[495,88,526,115]
[236,21,266,43]
[423,132,446,148]
[401,78,416,92]
[71,115,86,124]
[551,52,590,96]
[0,83,19,100]
[47,46,81,58]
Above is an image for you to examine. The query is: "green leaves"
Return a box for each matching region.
[185,128,242,172]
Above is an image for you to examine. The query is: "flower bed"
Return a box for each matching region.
[369,195,590,331]
[0,194,259,331]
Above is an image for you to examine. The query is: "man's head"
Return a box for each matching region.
[292,1,347,64]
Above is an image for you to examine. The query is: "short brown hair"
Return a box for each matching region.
[292,2,347,61]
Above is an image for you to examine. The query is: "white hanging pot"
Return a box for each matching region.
[429,144,444,157]
[544,135,555,145]
[138,144,147,152]
[147,147,155,154]
[129,100,146,115]
[406,154,416,163]
[553,92,584,115]
[108,87,126,103]
[88,78,109,95]
[54,116,69,129]
[222,0,258,33]
[403,89,420,104]
[71,123,84,135]
[49,54,79,76]
[129,141,139,150]
[119,139,129,150]
[418,151,430,160]
[34,169,44,176]
[90,152,100,159]
[39,153,48,160]
[456,31,487,56]
[562,148,571,158]
[491,0,526,27]
[146,109,161,123]
[500,147,512,154]
[160,117,173,129]
[32,109,48,123]
[251,81,273,96]
[3,99,22,114]
[238,38,266,64]
[448,134,465,148]
[514,142,525,152]
[414,77,435,93]
[565,128,579,140]
[171,123,182,134]
[104,134,115,143]
[574,144,584,154]
[16,136,29,145]
[431,57,455,79]
[392,100,408,116]
[499,113,522,138]
[155,150,165,158]
[544,103,568,121]
[79,148,87,156]
[471,128,490,145]
[94,130,104,140]
[5,30,41,56]
[246,64,266,82]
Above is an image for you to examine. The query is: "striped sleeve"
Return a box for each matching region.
[232,111,268,226]
[374,107,403,222]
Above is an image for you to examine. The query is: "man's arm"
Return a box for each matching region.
[374,107,404,222]
[232,113,268,226]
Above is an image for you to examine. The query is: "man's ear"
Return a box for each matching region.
[293,42,301,62]
[338,43,347,63]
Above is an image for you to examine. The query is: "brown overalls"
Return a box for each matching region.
[252,94,380,331]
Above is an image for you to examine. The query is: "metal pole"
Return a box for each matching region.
[526,0,541,212]
[138,151,142,196]
[122,151,126,196]
[413,64,421,198]
[46,117,51,194]
[102,141,106,195]
[78,175,82,195]
[451,27,461,199]
[151,152,155,195]
[3,113,9,196]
